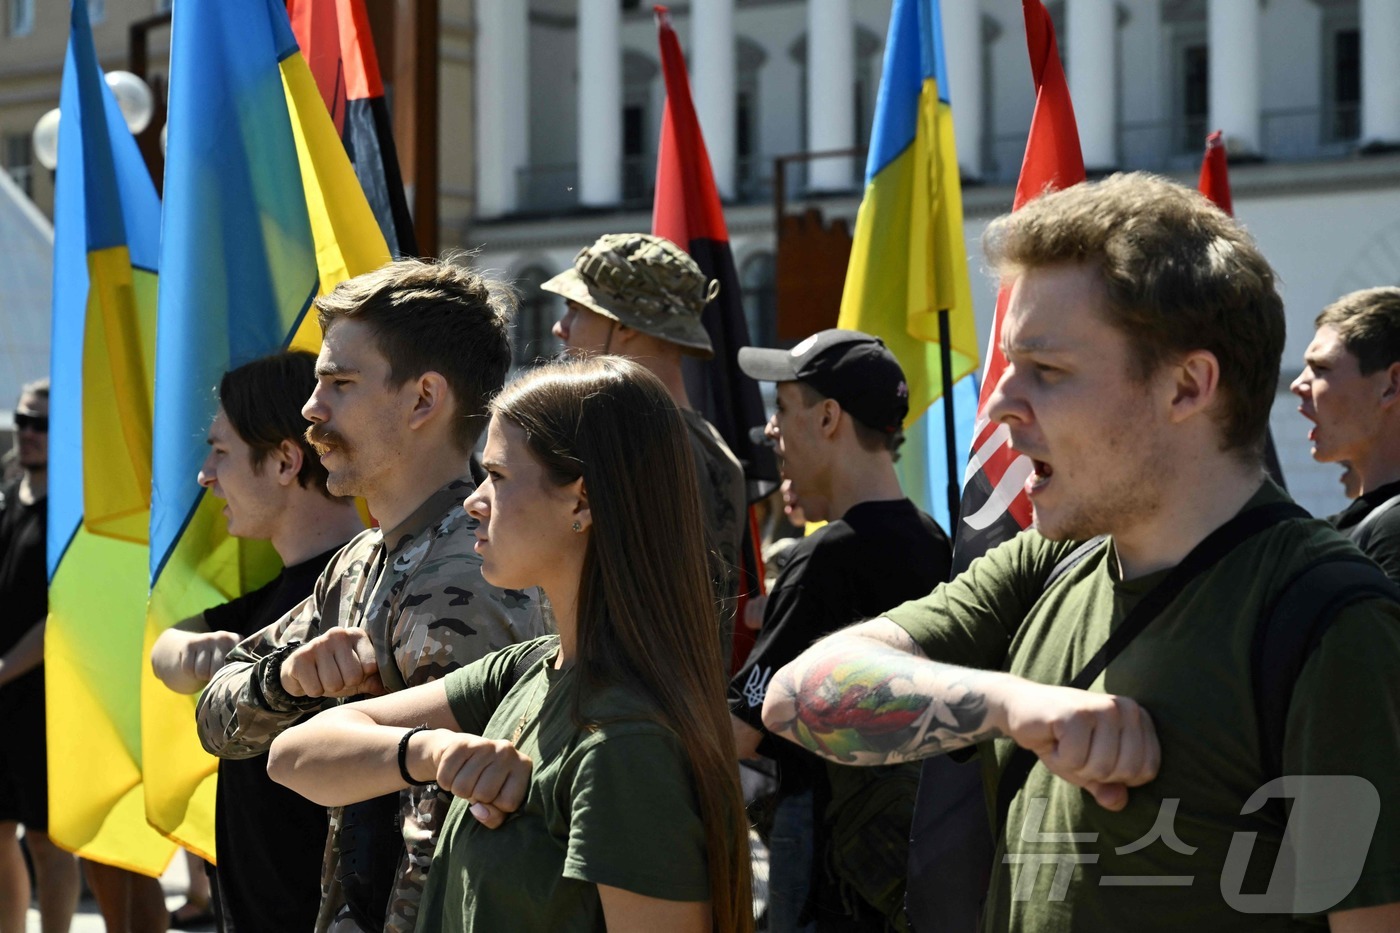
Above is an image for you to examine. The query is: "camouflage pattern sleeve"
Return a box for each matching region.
[393,578,545,688]
[195,585,329,760]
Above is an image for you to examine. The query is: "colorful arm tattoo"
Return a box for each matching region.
[764,634,1003,766]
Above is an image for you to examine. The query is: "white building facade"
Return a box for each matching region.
[463,0,1400,518]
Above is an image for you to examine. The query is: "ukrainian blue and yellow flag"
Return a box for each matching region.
[836,0,980,528]
[144,0,388,859]
[46,0,176,874]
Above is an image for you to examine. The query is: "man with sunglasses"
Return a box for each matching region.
[0,380,81,933]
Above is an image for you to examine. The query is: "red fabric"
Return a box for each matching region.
[652,6,729,245]
[958,0,1086,546]
[286,0,385,123]
[287,0,347,133]
[1198,129,1234,216]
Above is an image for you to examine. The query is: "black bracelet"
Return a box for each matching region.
[398,725,433,787]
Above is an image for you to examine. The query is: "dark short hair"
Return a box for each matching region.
[983,172,1285,458]
[314,257,515,453]
[794,381,905,460]
[220,351,333,497]
[1315,287,1400,375]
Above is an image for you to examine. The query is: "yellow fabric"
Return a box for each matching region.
[280,52,392,353]
[46,528,176,876]
[838,82,978,424]
[80,253,154,543]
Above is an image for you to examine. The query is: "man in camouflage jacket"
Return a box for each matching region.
[197,259,547,933]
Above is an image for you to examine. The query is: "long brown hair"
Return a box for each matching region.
[492,356,753,933]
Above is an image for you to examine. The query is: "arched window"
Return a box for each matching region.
[740,251,776,349]
[512,265,562,368]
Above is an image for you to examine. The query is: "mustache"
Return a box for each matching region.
[305,425,350,456]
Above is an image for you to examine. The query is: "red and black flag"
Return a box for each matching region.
[652,6,777,669]
[951,0,1085,575]
[287,0,417,257]
[1198,130,1287,487]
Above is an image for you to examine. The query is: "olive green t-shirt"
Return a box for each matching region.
[415,637,710,933]
[886,484,1400,932]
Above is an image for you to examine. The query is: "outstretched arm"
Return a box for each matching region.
[267,679,531,828]
[760,618,1004,765]
[762,618,1161,811]
[151,616,240,695]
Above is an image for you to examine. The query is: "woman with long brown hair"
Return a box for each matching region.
[268,356,752,933]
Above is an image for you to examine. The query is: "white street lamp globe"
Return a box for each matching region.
[105,70,154,134]
[160,122,167,158]
[32,108,60,171]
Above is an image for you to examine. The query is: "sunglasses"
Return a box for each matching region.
[15,413,48,434]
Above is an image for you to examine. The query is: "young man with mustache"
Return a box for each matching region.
[195,259,547,933]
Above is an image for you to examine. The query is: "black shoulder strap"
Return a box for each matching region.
[502,638,556,693]
[1253,555,1400,781]
[994,501,1308,832]
[1043,536,1109,591]
[1352,493,1400,552]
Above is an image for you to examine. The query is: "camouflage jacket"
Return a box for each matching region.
[195,478,547,933]
[680,408,747,654]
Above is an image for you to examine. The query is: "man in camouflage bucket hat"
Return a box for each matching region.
[547,233,747,660]
[196,258,547,933]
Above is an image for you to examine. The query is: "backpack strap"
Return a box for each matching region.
[502,637,556,694]
[1351,493,1400,553]
[1043,536,1109,591]
[1252,555,1400,782]
[994,501,1308,833]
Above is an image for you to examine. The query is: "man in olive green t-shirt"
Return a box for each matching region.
[758,174,1400,932]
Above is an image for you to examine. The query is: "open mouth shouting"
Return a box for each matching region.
[1027,459,1053,496]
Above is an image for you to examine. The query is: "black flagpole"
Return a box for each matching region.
[938,308,959,531]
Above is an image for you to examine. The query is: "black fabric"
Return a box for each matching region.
[727,499,951,924]
[1252,554,1400,782]
[0,482,48,829]
[680,236,778,489]
[993,501,1308,833]
[209,545,340,933]
[1329,479,1400,583]
[342,97,417,259]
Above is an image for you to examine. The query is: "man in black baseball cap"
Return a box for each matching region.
[728,328,951,931]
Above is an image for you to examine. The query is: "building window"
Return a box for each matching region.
[8,0,34,37]
[740,251,776,349]
[88,0,105,24]
[735,37,767,200]
[1177,42,1209,153]
[1326,27,1361,141]
[512,265,562,368]
[3,133,33,197]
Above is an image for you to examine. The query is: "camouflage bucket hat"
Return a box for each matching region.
[541,233,718,358]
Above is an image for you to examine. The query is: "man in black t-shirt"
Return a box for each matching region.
[1291,287,1400,581]
[0,379,81,933]
[728,331,952,931]
[152,353,365,932]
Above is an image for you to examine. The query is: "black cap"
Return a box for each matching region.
[738,329,909,434]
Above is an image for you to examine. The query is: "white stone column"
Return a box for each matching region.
[943,0,982,179]
[474,0,529,217]
[693,0,736,199]
[1207,0,1260,155]
[1067,0,1117,169]
[577,0,622,206]
[1361,0,1400,146]
[806,0,855,190]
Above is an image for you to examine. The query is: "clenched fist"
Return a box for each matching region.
[280,628,386,699]
[1001,682,1160,811]
[407,730,533,829]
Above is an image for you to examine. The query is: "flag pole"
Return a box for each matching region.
[938,308,960,529]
